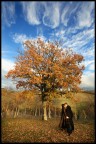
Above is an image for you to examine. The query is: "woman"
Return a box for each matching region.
[59,103,74,135]
[59,104,66,130]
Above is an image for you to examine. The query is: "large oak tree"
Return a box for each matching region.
[6,38,85,120]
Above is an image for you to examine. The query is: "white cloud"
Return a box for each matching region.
[12,33,29,44]
[2,51,10,54]
[36,27,46,41]
[43,2,60,28]
[60,27,94,52]
[55,29,66,37]
[37,26,43,36]
[2,2,94,29]
[21,2,61,29]
[12,33,46,45]
[83,60,94,68]
[88,63,94,71]
[1,59,16,89]
[65,27,78,34]
[20,2,94,29]
[37,35,46,42]
[61,2,79,26]
[2,51,17,55]
[2,58,15,72]
[61,5,70,26]
[82,44,95,57]
[21,2,40,25]
[77,2,94,28]
[51,26,94,50]
[2,2,15,27]
[80,72,95,88]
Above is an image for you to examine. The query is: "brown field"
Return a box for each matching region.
[2,117,95,143]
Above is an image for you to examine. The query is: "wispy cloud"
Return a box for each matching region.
[12,32,46,45]
[65,28,94,50]
[61,2,79,26]
[50,26,94,54]
[88,63,94,71]
[2,51,17,55]
[12,33,29,44]
[2,2,15,27]
[21,2,41,25]
[83,60,94,68]
[2,2,94,29]
[37,26,43,36]
[20,2,94,29]
[21,2,61,29]
[36,26,46,41]
[42,2,61,28]
[77,2,94,28]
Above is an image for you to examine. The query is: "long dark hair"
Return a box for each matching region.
[61,104,64,114]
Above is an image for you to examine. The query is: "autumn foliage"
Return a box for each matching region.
[6,38,85,120]
[6,38,84,95]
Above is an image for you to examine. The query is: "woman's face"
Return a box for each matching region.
[64,104,67,108]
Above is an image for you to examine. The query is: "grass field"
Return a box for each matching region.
[2,117,95,143]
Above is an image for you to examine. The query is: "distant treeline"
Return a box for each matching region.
[81,90,95,94]
[1,88,95,121]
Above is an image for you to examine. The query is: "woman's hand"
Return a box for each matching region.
[66,116,69,119]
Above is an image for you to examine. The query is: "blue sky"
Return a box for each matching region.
[1,1,95,90]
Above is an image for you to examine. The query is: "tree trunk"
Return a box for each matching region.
[42,101,47,120]
[14,111,17,118]
[35,106,37,116]
[14,107,18,118]
[5,106,10,117]
[11,110,14,118]
[24,108,27,115]
[74,112,77,120]
[48,105,51,118]
[17,108,19,116]
[82,110,87,119]
[54,106,56,117]
[39,107,41,116]
[33,109,35,116]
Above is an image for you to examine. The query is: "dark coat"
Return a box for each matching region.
[59,105,74,133]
